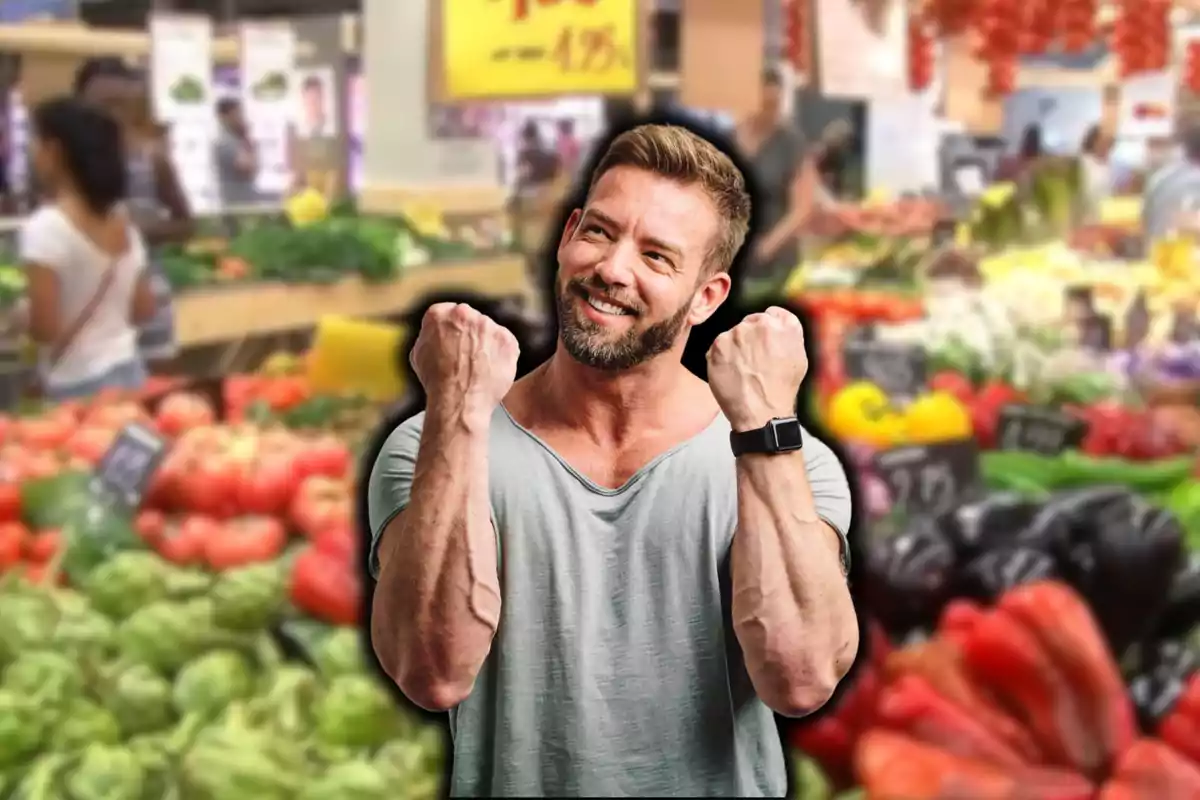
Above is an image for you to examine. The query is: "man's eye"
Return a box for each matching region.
[583,225,606,237]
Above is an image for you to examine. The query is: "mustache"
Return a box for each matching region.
[564,277,642,315]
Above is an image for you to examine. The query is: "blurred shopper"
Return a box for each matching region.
[1143,122,1200,243]
[996,123,1043,181]
[516,120,559,192]
[296,73,331,139]
[737,68,807,298]
[1079,124,1113,224]
[215,97,260,208]
[74,58,192,368]
[21,98,156,399]
[555,118,583,177]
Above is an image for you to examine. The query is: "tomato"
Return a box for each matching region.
[290,476,351,538]
[290,545,361,626]
[158,515,216,565]
[20,561,64,585]
[237,456,300,516]
[179,459,243,518]
[135,510,167,547]
[25,529,60,563]
[314,523,356,564]
[64,426,117,465]
[294,436,352,479]
[155,392,217,438]
[85,401,148,429]
[929,371,976,405]
[15,415,74,451]
[0,521,25,568]
[0,482,20,523]
[204,516,287,570]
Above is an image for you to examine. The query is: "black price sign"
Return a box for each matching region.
[1080,313,1112,352]
[997,404,1087,456]
[844,340,927,399]
[873,439,980,518]
[91,423,168,510]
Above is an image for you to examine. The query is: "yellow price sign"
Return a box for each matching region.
[442,0,639,100]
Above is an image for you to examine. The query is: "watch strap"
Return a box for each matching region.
[729,425,775,457]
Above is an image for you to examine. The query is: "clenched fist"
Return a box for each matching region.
[706,306,808,430]
[410,303,519,419]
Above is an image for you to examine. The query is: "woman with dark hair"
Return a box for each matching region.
[74,57,193,366]
[1079,123,1113,222]
[20,97,157,399]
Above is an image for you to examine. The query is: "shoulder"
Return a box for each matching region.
[19,206,72,263]
[22,205,67,239]
[374,411,426,465]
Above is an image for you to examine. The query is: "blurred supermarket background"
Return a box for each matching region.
[0,0,1196,797]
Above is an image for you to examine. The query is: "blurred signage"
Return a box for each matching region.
[441,0,639,99]
[0,0,74,22]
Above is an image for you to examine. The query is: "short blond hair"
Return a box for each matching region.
[588,124,752,273]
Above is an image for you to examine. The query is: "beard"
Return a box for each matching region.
[555,274,692,371]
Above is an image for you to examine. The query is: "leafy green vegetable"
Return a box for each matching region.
[173,651,254,719]
[211,563,286,631]
[315,675,399,749]
[84,552,170,620]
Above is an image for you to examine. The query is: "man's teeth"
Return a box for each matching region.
[586,296,628,315]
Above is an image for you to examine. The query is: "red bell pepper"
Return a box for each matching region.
[290,544,361,626]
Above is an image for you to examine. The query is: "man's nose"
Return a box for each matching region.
[593,241,637,286]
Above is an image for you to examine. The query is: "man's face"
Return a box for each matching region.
[221,105,243,129]
[304,86,324,123]
[554,166,731,370]
[82,74,140,124]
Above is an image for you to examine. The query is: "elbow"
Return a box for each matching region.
[397,669,474,712]
[765,679,838,719]
[369,594,475,713]
[756,630,860,719]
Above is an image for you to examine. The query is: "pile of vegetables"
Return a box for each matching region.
[0,570,443,797]
[794,581,1200,798]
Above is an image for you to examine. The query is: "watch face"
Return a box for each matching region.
[771,419,804,450]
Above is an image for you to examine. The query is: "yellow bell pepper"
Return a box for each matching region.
[903,391,973,444]
[825,382,908,449]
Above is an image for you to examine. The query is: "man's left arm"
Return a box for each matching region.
[729,430,858,718]
[708,307,859,719]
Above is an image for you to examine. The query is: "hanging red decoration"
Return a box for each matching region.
[1019,0,1058,56]
[786,0,812,75]
[1112,0,1171,77]
[923,0,980,38]
[907,19,935,92]
[973,0,1019,97]
[1056,0,1097,54]
[1185,40,1200,96]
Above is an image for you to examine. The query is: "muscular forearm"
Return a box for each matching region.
[730,450,858,718]
[371,406,501,710]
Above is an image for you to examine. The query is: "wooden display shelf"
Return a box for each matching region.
[176,256,530,348]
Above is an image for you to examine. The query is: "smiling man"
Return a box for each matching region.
[368,124,858,797]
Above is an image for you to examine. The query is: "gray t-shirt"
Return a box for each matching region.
[215,129,260,207]
[368,405,852,797]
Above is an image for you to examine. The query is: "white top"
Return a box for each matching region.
[1081,154,1112,222]
[19,205,147,389]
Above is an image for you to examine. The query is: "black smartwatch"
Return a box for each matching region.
[730,417,805,457]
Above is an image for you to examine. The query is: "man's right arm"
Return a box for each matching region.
[368,408,501,712]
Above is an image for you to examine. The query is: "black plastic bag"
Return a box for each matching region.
[1129,639,1199,730]
[937,493,1045,559]
[1155,554,1200,642]
[957,546,1057,603]
[862,517,956,636]
[1064,494,1185,656]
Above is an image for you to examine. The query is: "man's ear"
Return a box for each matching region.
[687,271,732,327]
[557,209,582,259]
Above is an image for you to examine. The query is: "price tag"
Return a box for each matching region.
[1171,309,1199,343]
[90,423,168,510]
[872,439,980,518]
[843,339,927,399]
[1080,313,1112,351]
[997,404,1088,456]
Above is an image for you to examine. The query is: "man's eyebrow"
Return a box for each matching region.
[585,209,683,257]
